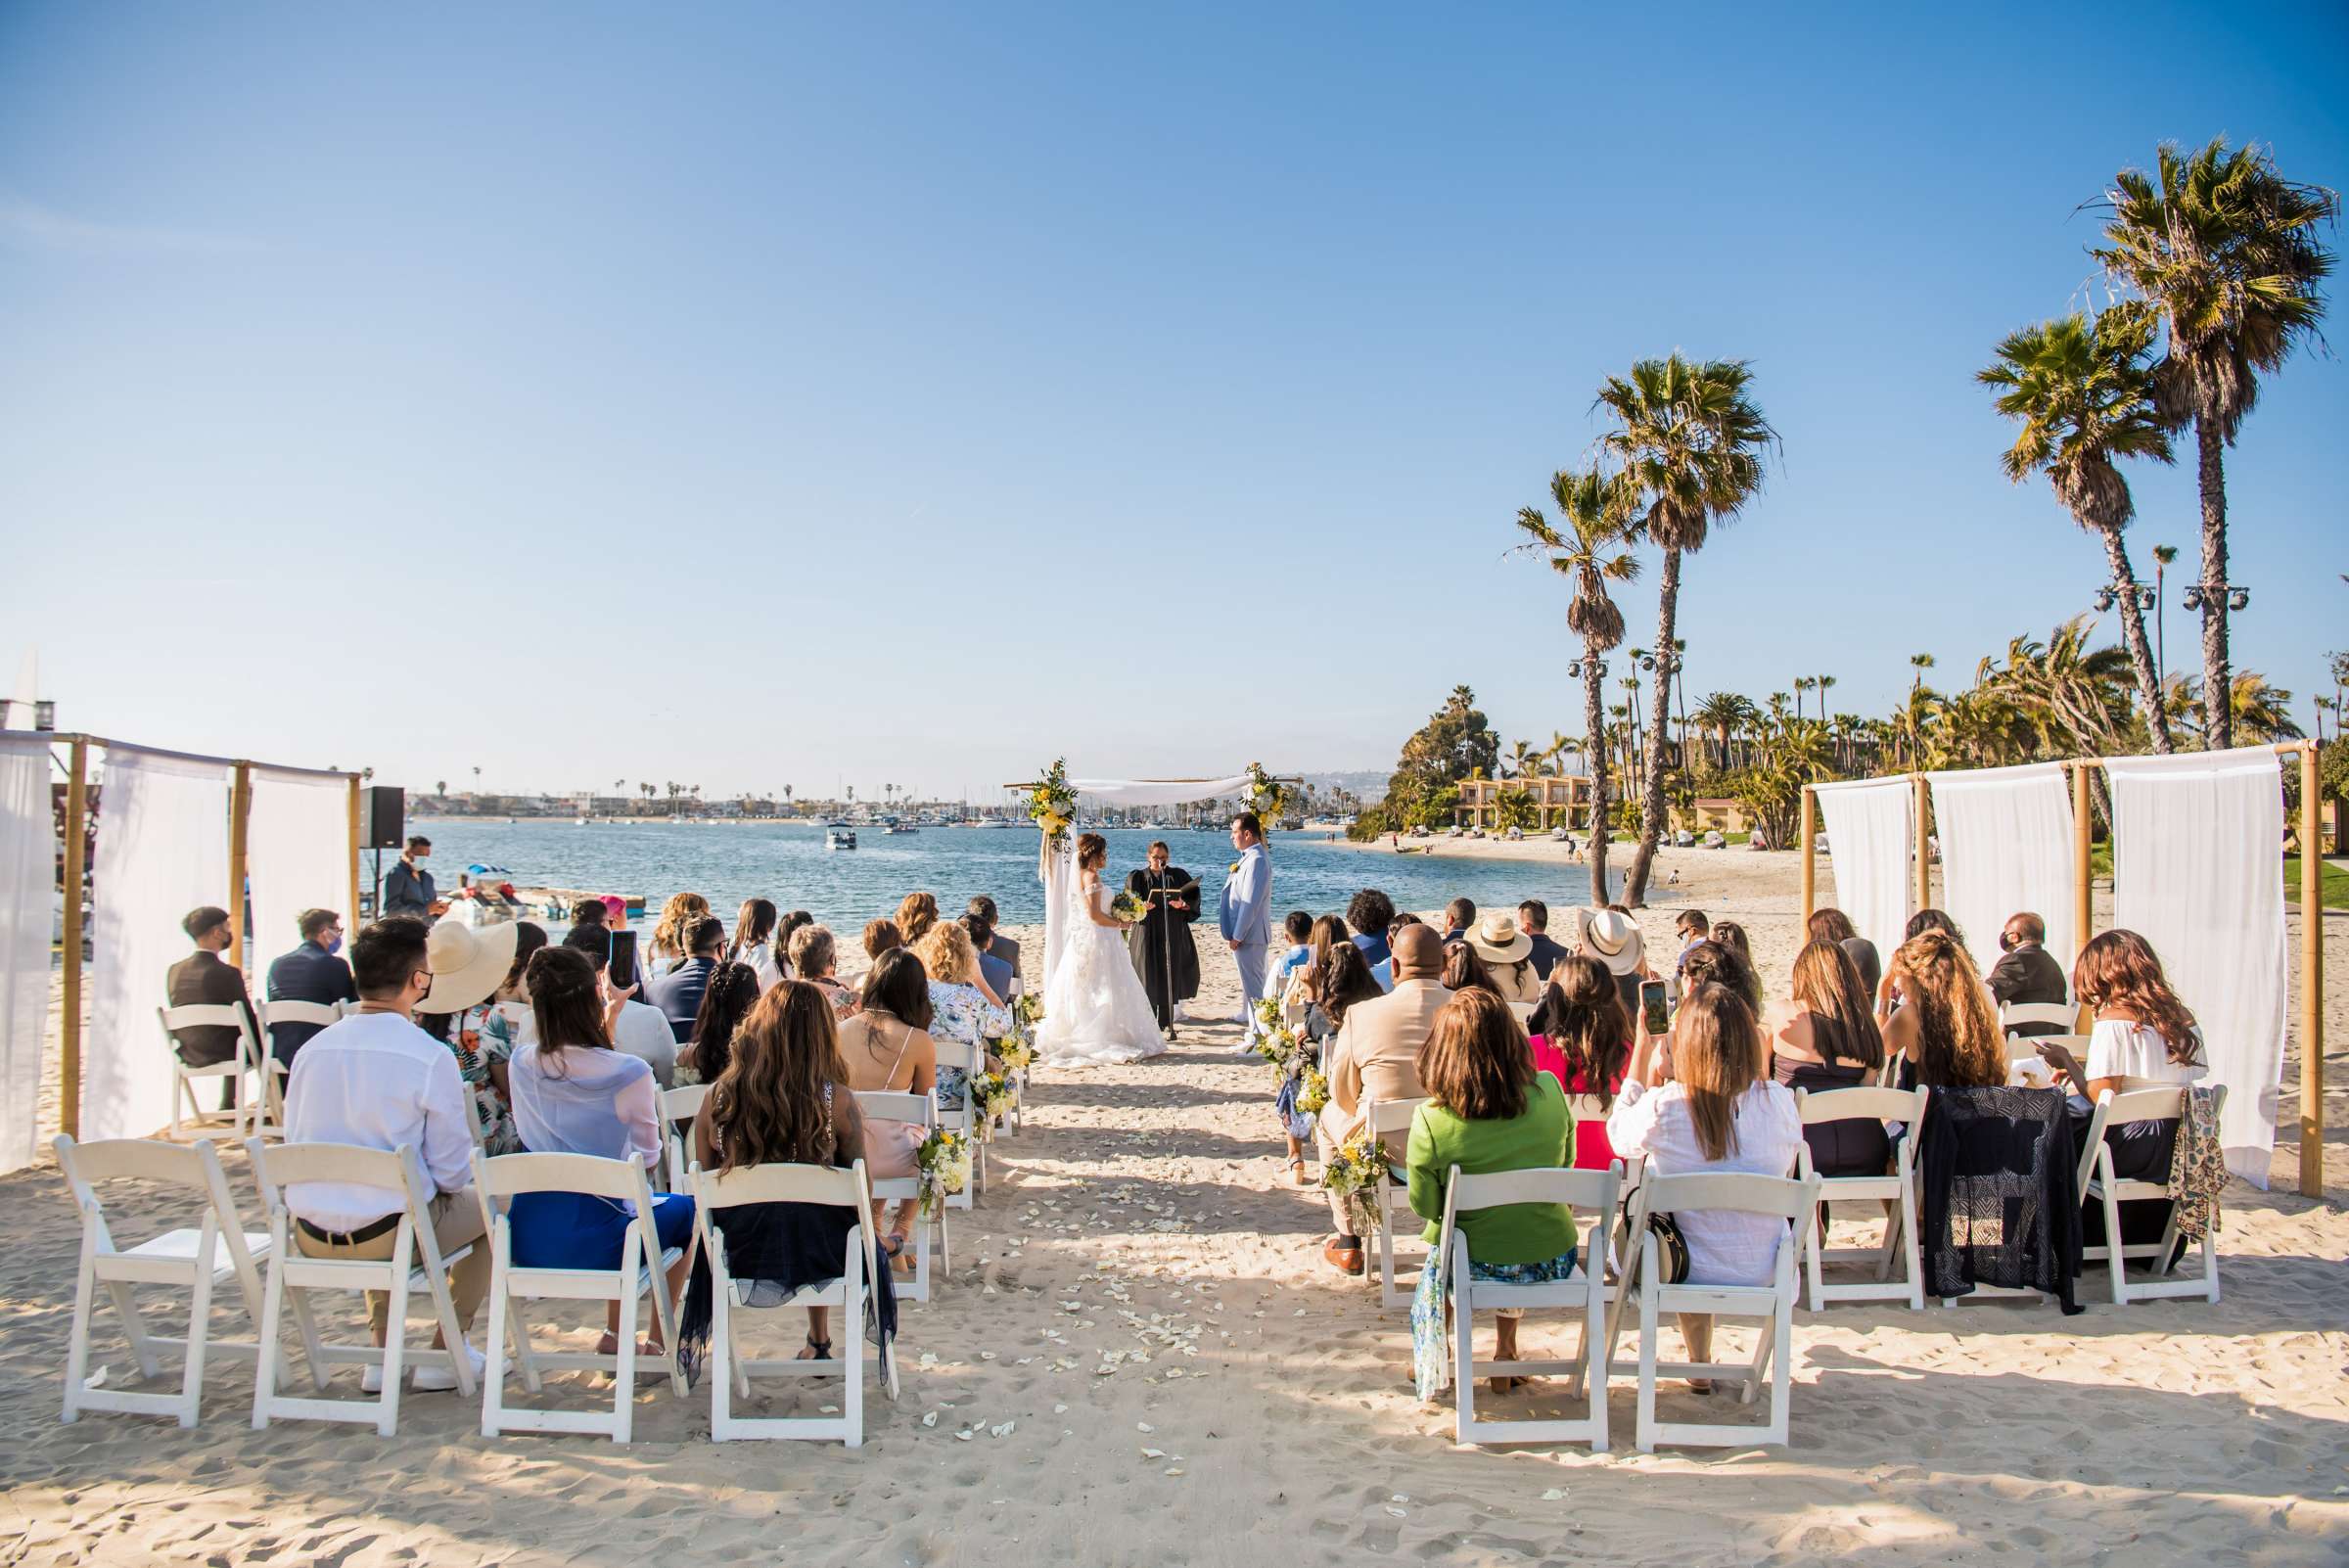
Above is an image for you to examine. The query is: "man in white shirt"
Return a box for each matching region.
[282,915,491,1391]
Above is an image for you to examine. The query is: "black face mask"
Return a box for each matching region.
[2000,933,2020,952]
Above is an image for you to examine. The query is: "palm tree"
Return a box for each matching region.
[1692,690,1757,770]
[1515,466,1639,898]
[436,778,447,798]
[1979,310,2175,752]
[1817,674,1836,722]
[1597,354,1776,904]
[2172,671,2303,743]
[1504,739,1538,779]
[1793,676,1816,722]
[2093,137,2340,752]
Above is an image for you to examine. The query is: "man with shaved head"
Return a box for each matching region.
[1312,922,1452,1275]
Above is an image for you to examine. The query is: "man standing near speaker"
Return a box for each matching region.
[383,835,447,920]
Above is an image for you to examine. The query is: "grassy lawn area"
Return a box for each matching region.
[2284,856,2349,909]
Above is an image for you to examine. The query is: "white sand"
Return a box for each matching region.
[5,856,2347,1565]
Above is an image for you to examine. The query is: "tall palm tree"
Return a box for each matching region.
[1504,738,1539,779]
[1817,674,1836,722]
[1979,310,2175,752]
[1597,354,1776,904]
[1692,690,1758,770]
[1793,676,1816,721]
[1515,466,1639,899]
[2093,137,2339,751]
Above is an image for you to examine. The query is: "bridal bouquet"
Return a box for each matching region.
[1296,1067,1330,1116]
[1110,889,1149,925]
[967,1072,1015,1137]
[1321,1125,1389,1236]
[915,1128,971,1218]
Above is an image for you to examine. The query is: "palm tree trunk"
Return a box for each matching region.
[1624,548,1680,905]
[1583,654,1609,902]
[2196,413,2233,752]
[2098,526,2174,754]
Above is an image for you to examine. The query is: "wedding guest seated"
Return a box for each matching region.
[839,967,940,1265]
[1672,909,1711,980]
[776,909,815,977]
[1766,940,1890,1176]
[1526,955,1634,1169]
[609,961,682,1088]
[649,893,713,970]
[1271,910,1315,997]
[1709,920,1753,966]
[910,930,1011,1106]
[895,892,940,947]
[681,982,890,1368]
[265,907,357,1065]
[445,920,547,1152]
[2035,930,2206,1180]
[730,899,782,992]
[644,915,726,1044]
[1678,939,1764,1017]
[1987,911,2068,1035]
[790,924,861,1021]
[858,949,947,1109]
[1314,926,1451,1276]
[962,910,1015,1001]
[968,897,1020,989]
[1884,930,2005,1089]
[503,945,694,1354]
[281,916,487,1391]
[1442,942,1497,997]
[1607,981,1803,1389]
[1464,912,1543,1004]
[674,960,760,1086]
[1441,898,1476,946]
[1281,915,1348,1038]
[1518,900,1568,982]
[1406,988,1578,1393]
[1575,907,1650,1029]
[166,904,262,1109]
[1806,907,1881,1006]
[561,896,608,954]
[862,917,903,971]
[1347,889,1398,975]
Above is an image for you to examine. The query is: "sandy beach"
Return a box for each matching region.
[4,853,2346,1567]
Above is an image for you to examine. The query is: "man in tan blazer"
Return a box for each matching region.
[1314,925,1451,1275]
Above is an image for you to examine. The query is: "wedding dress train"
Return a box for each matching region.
[1036,877,1167,1067]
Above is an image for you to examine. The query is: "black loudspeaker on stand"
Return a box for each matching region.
[360,786,406,850]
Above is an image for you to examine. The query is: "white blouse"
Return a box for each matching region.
[1607,1078,1805,1286]
[739,943,784,993]
[508,1042,662,1170]
[2082,1018,2206,1086]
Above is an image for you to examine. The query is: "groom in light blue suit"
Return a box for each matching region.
[1219,812,1272,1052]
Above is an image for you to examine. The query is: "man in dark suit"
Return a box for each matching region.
[166,905,261,1107]
[1517,899,1569,983]
[382,835,443,920]
[1441,897,1475,947]
[643,915,724,1044]
[968,896,1020,991]
[1986,911,2069,1036]
[264,907,358,1065]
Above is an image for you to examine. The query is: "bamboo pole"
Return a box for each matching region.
[2071,761,2094,963]
[226,762,252,971]
[1912,772,1931,915]
[61,736,88,1140]
[2301,739,2326,1199]
[346,774,362,927]
[1798,786,1816,924]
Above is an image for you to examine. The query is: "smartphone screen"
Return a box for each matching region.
[1639,979,1669,1037]
[606,929,638,989]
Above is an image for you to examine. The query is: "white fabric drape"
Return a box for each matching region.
[1927,761,2076,975]
[2104,747,2288,1187]
[1039,837,1076,992]
[0,735,56,1173]
[247,768,350,986]
[1070,774,1253,807]
[1813,777,1914,965]
[87,748,230,1142]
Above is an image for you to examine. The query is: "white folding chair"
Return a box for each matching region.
[1795,1085,1929,1311]
[259,998,344,1128]
[2000,1001,2079,1036]
[1365,1097,1429,1310]
[247,1139,479,1436]
[54,1135,277,1427]
[159,1003,272,1141]
[934,1038,981,1208]
[2003,1028,2089,1086]
[852,1089,944,1303]
[661,1084,712,1190]
[1437,1161,1621,1450]
[2076,1084,2225,1306]
[1506,1000,1538,1026]
[690,1158,898,1445]
[473,1150,686,1443]
[1603,1172,1819,1451]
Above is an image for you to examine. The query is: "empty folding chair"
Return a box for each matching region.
[1437,1161,1621,1449]
[692,1158,898,1445]
[472,1150,686,1443]
[1795,1084,1929,1311]
[1603,1171,1819,1452]
[159,1002,271,1140]
[852,1089,944,1303]
[1365,1096,1430,1310]
[2077,1084,2225,1306]
[54,1135,277,1427]
[247,1139,480,1436]
[661,1084,712,1190]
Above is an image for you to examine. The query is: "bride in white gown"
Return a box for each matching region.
[1036,834,1167,1067]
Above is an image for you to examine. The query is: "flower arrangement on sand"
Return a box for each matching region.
[967,1071,1014,1136]
[1321,1124,1388,1234]
[915,1128,971,1217]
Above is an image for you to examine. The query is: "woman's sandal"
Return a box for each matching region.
[798,1335,834,1361]
[1288,1158,1309,1186]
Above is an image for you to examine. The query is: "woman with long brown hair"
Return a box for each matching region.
[730,898,781,991]
[1884,930,2004,1088]
[650,892,713,968]
[1767,939,1889,1176]
[678,959,762,1084]
[681,981,892,1365]
[838,948,940,1264]
[2037,929,2206,1180]
[894,892,940,948]
[1607,982,1803,1387]
[1526,954,1634,1169]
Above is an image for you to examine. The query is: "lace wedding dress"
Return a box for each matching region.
[1036,876,1167,1067]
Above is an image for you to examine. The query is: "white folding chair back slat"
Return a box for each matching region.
[1794,1084,1929,1311]
[247,1139,478,1437]
[660,1084,711,1190]
[2000,1001,2079,1034]
[2076,1084,2223,1306]
[852,1089,944,1302]
[1365,1097,1429,1310]
[159,1003,274,1141]
[932,1038,981,1209]
[54,1135,275,1428]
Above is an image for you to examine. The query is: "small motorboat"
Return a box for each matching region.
[826,827,857,851]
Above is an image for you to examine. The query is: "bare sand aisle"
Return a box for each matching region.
[2,925,2346,1566]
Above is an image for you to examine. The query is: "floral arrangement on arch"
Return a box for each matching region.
[1244,761,1288,830]
[1028,759,1079,842]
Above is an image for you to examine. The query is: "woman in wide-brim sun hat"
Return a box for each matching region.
[1464,911,1543,1004]
[1576,907,1650,1026]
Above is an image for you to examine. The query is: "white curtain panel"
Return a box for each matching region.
[247,768,349,985]
[1813,777,1914,964]
[0,735,56,1173]
[1071,773,1253,807]
[2104,746,2288,1187]
[1038,836,1074,992]
[86,748,230,1142]
[1927,761,2077,975]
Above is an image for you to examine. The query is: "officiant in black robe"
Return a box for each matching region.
[1126,842,1201,1032]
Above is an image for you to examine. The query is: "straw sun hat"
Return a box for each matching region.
[1465,911,1533,965]
[1579,908,1645,976]
[420,918,521,1014]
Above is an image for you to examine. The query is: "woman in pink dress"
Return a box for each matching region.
[1525,955,1634,1169]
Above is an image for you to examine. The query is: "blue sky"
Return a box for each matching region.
[2,3,2342,803]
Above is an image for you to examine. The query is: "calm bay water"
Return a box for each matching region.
[401,821,1597,932]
